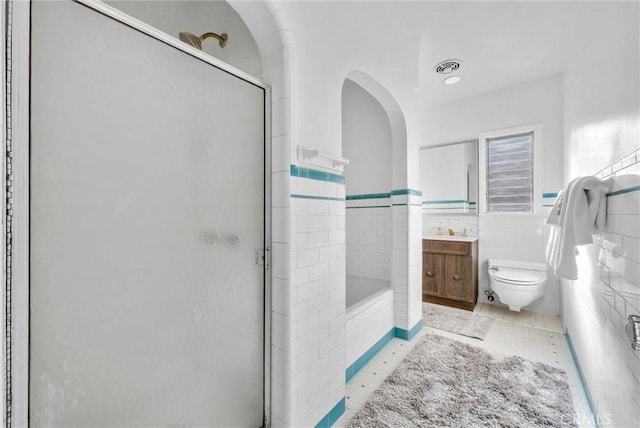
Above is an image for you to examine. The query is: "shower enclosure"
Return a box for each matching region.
[27,1,268,425]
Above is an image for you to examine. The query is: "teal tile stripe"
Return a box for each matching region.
[541,185,640,200]
[346,329,394,382]
[394,320,422,341]
[422,199,469,204]
[346,192,391,200]
[291,164,345,184]
[346,205,389,209]
[314,398,345,428]
[291,194,345,202]
[423,206,474,210]
[391,188,422,196]
[607,184,640,197]
[565,332,599,428]
[346,190,422,200]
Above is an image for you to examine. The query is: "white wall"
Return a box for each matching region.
[421,75,564,194]
[421,75,564,315]
[561,3,640,421]
[342,79,392,195]
[342,79,393,281]
[105,0,262,77]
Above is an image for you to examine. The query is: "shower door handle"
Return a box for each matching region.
[255,247,270,270]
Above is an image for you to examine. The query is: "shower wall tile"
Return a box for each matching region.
[228,3,299,425]
[271,97,291,139]
[272,134,291,173]
[287,171,346,428]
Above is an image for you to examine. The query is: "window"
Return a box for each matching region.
[486,132,534,212]
[478,124,541,214]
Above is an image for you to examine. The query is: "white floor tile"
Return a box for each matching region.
[335,303,593,427]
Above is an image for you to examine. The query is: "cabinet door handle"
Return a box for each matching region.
[452,274,462,281]
[426,271,434,277]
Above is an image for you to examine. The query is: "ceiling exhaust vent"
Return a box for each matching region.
[434,59,462,74]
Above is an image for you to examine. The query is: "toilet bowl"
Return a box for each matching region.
[488,259,548,312]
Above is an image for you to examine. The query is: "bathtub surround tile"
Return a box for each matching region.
[346,198,391,281]
[345,328,395,382]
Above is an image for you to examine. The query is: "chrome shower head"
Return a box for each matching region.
[179,31,228,50]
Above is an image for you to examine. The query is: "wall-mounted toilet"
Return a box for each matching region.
[488,259,548,312]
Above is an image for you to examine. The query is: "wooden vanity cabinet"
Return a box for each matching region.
[422,239,478,311]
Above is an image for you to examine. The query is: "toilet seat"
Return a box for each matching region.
[490,268,544,286]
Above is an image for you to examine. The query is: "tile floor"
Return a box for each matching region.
[335,303,594,427]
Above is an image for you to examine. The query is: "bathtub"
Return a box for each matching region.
[345,275,394,380]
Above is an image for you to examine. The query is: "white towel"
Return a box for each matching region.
[546,184,567,226]
[545,176,613,280]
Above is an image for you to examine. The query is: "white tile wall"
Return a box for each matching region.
[392,193,424,331]
[478,213,560,315]
[288,176,346,427]
[563,148,640,428]
[422,214,478,238]
[422,213,559,315]
[345,204,391,281]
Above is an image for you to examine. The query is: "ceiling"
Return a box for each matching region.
[277,0,639,107]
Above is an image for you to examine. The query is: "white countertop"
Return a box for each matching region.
[422,235,479,242]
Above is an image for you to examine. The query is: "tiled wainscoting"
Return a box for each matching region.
[564,147,640,428]
[280,165,347,427]
[421,196,561,316]
[478,213,561,316]
[422,214,478,238]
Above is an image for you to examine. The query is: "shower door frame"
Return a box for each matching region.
[3,1,272,426]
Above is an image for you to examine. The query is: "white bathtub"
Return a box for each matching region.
[345,275,394,374]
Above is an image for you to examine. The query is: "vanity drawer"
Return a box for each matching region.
[422,240,470,255]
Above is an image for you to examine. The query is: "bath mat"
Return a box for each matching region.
[347,334,576,428]
[422,302,493,340]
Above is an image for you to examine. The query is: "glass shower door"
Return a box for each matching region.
[29,1,265,426]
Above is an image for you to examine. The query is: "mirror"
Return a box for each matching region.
[419,140,478,215]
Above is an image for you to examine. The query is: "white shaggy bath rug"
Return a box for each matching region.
[423,302,493,340]
[347,334,576,428]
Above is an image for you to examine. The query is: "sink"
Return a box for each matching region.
[422,235,478,242]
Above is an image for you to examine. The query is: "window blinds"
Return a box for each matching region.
[486,132,534,212]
